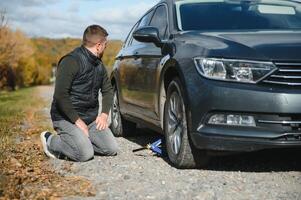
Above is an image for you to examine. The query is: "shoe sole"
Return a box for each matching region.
[40,131,56,159]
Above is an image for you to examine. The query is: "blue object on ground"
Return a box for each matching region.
[132,138,164,156]
[149,139,162,156]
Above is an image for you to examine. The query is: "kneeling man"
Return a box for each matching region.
[41,25,118,162]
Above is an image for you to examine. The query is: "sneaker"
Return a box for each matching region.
[40,131,56,159]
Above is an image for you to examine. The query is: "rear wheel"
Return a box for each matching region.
[110,89,136,137]
[164,78,209,168]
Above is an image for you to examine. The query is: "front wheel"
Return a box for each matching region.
[164,78,209,168]
[110,89,136,137]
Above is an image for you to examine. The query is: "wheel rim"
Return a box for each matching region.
[112,92,120,129]
[167,91,184,155]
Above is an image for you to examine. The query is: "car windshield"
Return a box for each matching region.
[175,0,301,31]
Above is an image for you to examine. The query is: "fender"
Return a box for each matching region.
[110,61,122,94]
[156,54,189,129]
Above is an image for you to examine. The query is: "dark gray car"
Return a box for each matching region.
[110,0,301,168]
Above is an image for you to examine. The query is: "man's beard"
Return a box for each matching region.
[98,51,104,59]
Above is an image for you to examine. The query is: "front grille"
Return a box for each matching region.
[262,62,301,86]
[256,114,301,129]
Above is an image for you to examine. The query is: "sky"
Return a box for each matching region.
[0,0,159,40]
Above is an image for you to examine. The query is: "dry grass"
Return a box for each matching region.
[0,88,36,159]
[0,87,96,199]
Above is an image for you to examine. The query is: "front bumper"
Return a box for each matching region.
[186,77,301,152]
[191,129,301,152]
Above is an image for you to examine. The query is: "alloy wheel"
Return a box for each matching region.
[112,92,120,130]
[166,91,185,155]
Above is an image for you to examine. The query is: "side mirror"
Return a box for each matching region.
[133,26,163,48]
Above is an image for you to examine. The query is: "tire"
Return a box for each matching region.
[110,88,136,137]
[164,78,209,168]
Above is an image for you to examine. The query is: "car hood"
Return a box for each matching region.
[176,31,301,62]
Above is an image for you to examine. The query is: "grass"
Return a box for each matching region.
[0,88,41,160]
[0,87,96,199]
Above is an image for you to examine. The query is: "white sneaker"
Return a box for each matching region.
[40,131,56,159]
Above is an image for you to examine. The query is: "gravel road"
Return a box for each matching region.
[37,85,301,200]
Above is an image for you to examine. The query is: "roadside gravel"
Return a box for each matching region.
[38,85,301,200]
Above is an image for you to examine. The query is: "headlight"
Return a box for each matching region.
[194,58,276,83]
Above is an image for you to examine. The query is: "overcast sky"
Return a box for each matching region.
[0,0,159,40]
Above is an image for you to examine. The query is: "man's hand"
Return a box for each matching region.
[96,113,109,130]
[75,118,89,137]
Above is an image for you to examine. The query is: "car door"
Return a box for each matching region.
[116,10,156,117]
[133,5,169,120]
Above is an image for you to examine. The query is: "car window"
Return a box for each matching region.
[149,5,168,40]
[176,0,301,31]
[138,10,154,28]
[124,22,139,48]
[131,10,154,46]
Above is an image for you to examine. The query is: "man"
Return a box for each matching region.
[40,25,118,162]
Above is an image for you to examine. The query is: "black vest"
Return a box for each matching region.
[51,46,105,124]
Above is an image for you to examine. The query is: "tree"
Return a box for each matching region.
[0,11,35,89]
[0,11,123,90]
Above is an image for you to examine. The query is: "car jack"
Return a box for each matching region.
[133,138,164,156]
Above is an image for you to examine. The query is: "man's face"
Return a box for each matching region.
[96,39,107,59]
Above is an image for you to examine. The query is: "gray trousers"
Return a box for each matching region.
[48,120,118,162]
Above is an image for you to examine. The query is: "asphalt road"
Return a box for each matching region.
[37,85,301,200]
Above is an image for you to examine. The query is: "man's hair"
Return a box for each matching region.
[83,25,108,47]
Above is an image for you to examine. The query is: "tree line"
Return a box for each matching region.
[0,12,122,91]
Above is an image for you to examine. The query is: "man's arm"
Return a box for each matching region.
[100,67,114,115]
[53,56,80,123]
[96,66,113,130]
